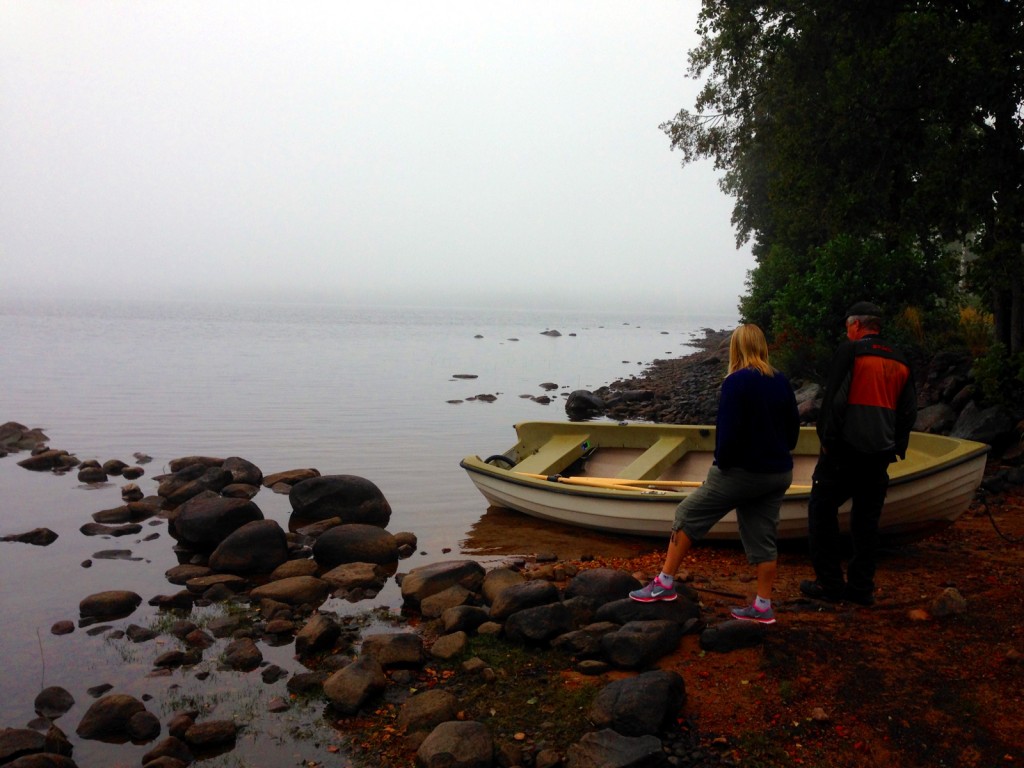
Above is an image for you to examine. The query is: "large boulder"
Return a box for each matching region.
[79,591,142,620]
[323,657,387,714]
[312,524,398,568]
[221,456,263,486]
[158,464,233,506]
[563,568,642,606]
[489,580,560,621]
[289,475,392,526]
[951,401,1017,449]
[170,494,264,549]
[75,694,148,741]
[208,519,288,574]
[589,670,686,737]
[600,620,685,668]
[400,560,486,606]
[416,720,493,768]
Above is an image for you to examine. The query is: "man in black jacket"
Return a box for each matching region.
[801,301,918,606]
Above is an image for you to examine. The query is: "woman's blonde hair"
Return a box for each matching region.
[728,324,775,376]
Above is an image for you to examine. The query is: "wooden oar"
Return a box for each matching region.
[515,472,668,493]
[516,471,810,492]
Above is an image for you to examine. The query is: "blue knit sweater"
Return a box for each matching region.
[714,367,799,473]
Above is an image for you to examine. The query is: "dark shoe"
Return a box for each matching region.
[843,589,875,606]
[799,579,843,602]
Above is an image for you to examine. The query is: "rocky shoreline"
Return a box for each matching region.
[1,322,1022,768]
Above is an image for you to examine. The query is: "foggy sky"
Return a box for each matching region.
[0,1,751,314]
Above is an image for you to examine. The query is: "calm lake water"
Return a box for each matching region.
[0,298,735,766]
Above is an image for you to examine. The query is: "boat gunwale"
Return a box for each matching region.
[460,432,990,502]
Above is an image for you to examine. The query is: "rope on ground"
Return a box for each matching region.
[984,504,1024,543]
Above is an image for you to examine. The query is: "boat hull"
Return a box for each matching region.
[461,422,989,541]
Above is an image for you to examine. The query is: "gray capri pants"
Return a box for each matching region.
[673,464,793,564]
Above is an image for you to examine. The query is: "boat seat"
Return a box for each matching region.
[615,436,688,481]
[513,434,591,476]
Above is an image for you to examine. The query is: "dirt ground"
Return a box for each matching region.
[601,462,1024,768]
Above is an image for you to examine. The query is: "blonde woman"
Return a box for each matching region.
[630,324,800,624]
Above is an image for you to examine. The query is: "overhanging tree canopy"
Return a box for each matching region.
[663,0,1024,353]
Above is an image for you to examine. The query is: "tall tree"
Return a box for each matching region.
[663,0,1024,353]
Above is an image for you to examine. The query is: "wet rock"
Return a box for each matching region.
[249,575,330,606]
[127,710,161,741]
[165,564,213,585]
[121,466,145,480]
[221,483,259,499]
[312,524,398,568]
[323,657,387,714]
[442,605,490,635]
[421,585,475,619]
[564,568,642,606]
[142,736,194,765]
[79,522,141,537]
[361,632,424,668]
[289,474,392,526]
[505,602,575,644]
[121,483,144,502]
[416,720,493,768]
[79,590,142,620]
[182,720,237,751]
[2,528,58,546]
[481,567,526,604]
[490,580,560,621]
[270,558,319,580]
[601,620,685,668]
[566,728,669,767]
[16,449,71,471]
[184,574,247,595]
[158,465,233,506]
[594,596,700,626]
[287,671,328,696]
[102,459,129,476]
[92,500,160,524]
[33,687,74,719]
[0,728,46,763]
[400,560,486,607]
[0,422,48,451]
[294,613,342,656]
[223,638,262,671]
[429,631,468,660]
[221,456,263,486]
[320,562,387,593]
[4,755,80,768]
[590,670,686,737]
[397,689,459,746]
[552,621,621,657]
[208,519,289,574]
[50,621,74,636]
[77,466,107,484]
[75,694,148,740]
[262,467,320,488]
[170,494,264,550]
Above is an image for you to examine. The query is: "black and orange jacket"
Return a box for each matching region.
[816,334,917,459]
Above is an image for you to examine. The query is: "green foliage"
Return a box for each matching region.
[760,235,958,378]
[972,343,1024,409]
[668,0,1024,352]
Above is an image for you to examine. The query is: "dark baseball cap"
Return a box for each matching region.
[845,301,883,318]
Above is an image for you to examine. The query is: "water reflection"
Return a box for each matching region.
[460,505,655,562]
